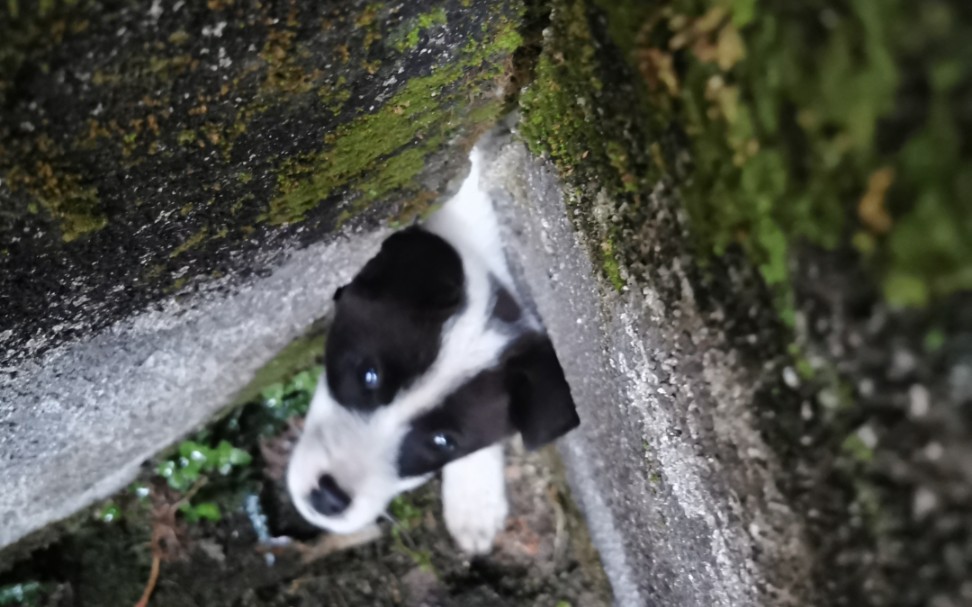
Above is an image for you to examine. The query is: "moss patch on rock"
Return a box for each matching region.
[519,0,654,293]
[594,0,972,315]
[0,0,526,367]
[518,1,972,605]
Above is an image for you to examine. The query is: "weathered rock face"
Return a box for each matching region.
[484,130,816,606]
[510,1,972,606]
[1,0,522,367]
[0,0,524,549]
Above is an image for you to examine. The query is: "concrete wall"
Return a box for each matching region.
[484,132,814,606]
[0,0,523,552]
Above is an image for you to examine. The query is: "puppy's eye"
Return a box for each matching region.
[362,367,380,390]
[430,431,457,453]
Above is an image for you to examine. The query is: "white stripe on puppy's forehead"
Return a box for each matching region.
[373,147,524,425]
[376,249,508,426]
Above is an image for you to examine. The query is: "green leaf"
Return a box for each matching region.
[215,440,251,469]
[167,469,192,492]
[289,368,320,393]
[730,0,756,28]
[228,447,252,466]
[156,460,176,479]
[260,382,285,406]
[191,502,222,522]
[96,503,121,523]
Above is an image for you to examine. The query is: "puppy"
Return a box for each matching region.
[287,145,579,554]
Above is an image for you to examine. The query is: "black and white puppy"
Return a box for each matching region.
[287,146,579,554]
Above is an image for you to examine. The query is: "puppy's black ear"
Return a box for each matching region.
[333,285,346,301]
[506,335,580,450]
[352,228,464,313]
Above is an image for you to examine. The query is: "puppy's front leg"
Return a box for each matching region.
[442,443,508,555]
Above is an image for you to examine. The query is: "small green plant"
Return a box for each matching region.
[388,496,423,530]
[0,582,45,606]
[388,495,435,571]
[257,366,321,429]
[155,439,252,523]
[157,440,252,491]
[93,501,122,523]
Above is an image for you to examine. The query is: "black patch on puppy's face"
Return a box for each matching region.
[396,333,580,478]
[504,333,579,450]
[490,282,521,324]
[396,369,512,478]
[326,228,464,411]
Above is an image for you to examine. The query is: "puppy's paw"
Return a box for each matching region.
[441,445,507,555]
[444,484,508,555]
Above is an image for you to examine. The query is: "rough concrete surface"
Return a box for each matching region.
[484,131,814,606]
[1,0,523,554]
[0,226,389,549]
[0,0,522,368]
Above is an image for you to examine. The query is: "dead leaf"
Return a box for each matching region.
[858,167,895,234]
[637,48,680,95]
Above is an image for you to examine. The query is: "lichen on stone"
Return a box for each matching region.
[0,0,527,362]
[265,5,525,226]
[519,0,653,293]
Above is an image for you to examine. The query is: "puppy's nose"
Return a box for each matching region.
[309,474,351,516]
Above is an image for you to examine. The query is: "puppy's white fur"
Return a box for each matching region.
[288,148,522,551]
[442,443,508,554]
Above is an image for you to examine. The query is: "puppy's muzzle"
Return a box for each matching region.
[309,474,352,516]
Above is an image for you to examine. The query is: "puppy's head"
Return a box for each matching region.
[287,228,579,534]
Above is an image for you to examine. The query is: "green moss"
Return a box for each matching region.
[520,54,600,174]
[5,164,107,242]
[177,129,198,146]
[389,494,436,572]
[37,0,55,17]
[519,0,647,292]
[601,239,624,291]
[360,145,432,202]
[466,97,507,128]
[494,26,524,54]
[590,1,652,56]
[266,69,453,224]
[317,80,352,115]
[169,227,209,258]
[267,14,524,225]
[392,7,449,51]
[418,7,448,29]
[794,356,815,381]
[882,271,930,308]
[923,327,946,352]
[595,0,972,311]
